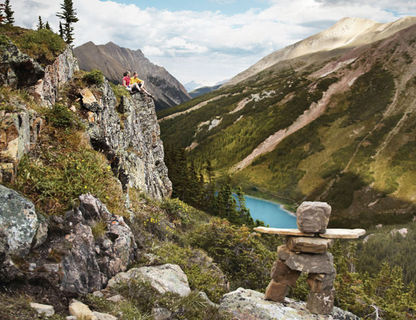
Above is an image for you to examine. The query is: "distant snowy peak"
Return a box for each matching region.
[226,16,416,86]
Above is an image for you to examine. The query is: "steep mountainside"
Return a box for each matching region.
[189,84,222,98]
[159,21,416,227]
[226,16,416,86]
[74,41,191,110]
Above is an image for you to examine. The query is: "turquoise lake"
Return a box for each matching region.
[244,195,297,228]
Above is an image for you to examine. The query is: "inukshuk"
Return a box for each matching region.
[255,201,366,315]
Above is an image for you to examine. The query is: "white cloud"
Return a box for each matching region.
[12,0,416,85]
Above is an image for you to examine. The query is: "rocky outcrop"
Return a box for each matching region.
[219,288,359,320]
[82,81,172,199]
[107,264,191,297]
[0,38,44,88]
[74,41,190,110]
[0,194,136,295]
[0,100,42,183]
[32,46,79,106]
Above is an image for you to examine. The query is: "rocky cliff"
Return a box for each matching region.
[74,41,191,110]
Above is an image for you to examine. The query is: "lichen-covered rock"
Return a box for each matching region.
[0,185,43,256]
[84,79,172,199]
[107,263,191,297]
[32,46,79,106]
[30,302,55,317]
[219,288,359,320]
[296,201,332,234]
[0,39,44,88]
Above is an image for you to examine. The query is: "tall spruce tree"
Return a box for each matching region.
[45,21,51,30]
[4,0,14,25]
[37,16,43,30]
[56,0,78,44]
[0,4,4,25]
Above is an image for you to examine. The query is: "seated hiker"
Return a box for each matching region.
[122,71,141,94]
[130,72,153,97]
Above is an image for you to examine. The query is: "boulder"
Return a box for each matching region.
[283,250,336,274]
[107,264,191,297]
[219,288,359,320]
[296,202,331,234]
[286,237,333,254]
[0,185,42,256]
[30,302,55,317]
[93,311,117,320]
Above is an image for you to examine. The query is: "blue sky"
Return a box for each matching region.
[13,0,416,86]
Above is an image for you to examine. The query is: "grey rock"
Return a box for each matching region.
[152,307,172,320]
[30,302,55,317]
[296,201,332,234]
[0,185,39,256]
[284,250,336,274]
[106,294,124,302]
[107,263,191,297]
[307,289,335,315]
[198,291,219,308]
[219,288,359,320]
[93,291,104,298]
[85,79,172,199]
[69,300,96,320]
[32,46,79,106]
[0,39,44,88]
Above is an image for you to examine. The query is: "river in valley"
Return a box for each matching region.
[244,195,297,228]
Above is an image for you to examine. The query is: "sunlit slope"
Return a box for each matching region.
[159,23,416,227]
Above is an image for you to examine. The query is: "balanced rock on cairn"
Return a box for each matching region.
[255,201,365,315]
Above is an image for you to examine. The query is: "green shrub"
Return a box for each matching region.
[44,103,82,129]
[83,69,104,86]
[155,242,228,302]
[189,218,277,291]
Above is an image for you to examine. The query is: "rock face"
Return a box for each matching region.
[0,39,44,88]
[0,185,45,257]
[0,194,136,295]
[219,288,359,320]
[83,80,172,199]
[32,46,79,106]
[74,41,190,110]
[107,263,191,297]
[296,201,332,234]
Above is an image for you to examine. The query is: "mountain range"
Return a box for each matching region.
[74,41,191,110]
[159,16,416,228]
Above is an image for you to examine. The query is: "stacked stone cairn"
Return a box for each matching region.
[255,201,366,315]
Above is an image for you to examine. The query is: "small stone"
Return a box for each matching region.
[69,299,96,320]
[152,307,172,320]
[198,291,219,308]
[306,289,335,315]
[107,294,124,302]
[29,263,37,271]
[66,317,77,320]
[93,291,104,298]
[264,280,289,302]
[30,302,55,317]
[296,201,332,234]
[93,311,117,320]
[286,237,333,254]
[270,260,300,286]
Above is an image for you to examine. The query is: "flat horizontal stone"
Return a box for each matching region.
[286,237,333,253]
[254,227,366,239]
[319,229,366,239]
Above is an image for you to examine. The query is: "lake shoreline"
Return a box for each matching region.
[244,194,296,217]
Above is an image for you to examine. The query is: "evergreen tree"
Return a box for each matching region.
[59,22,64,38]
[56,0,79,44]
[45,21,51,30]
[0,6,3,25]
[37,16,43,30]
[4,0,14,25]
